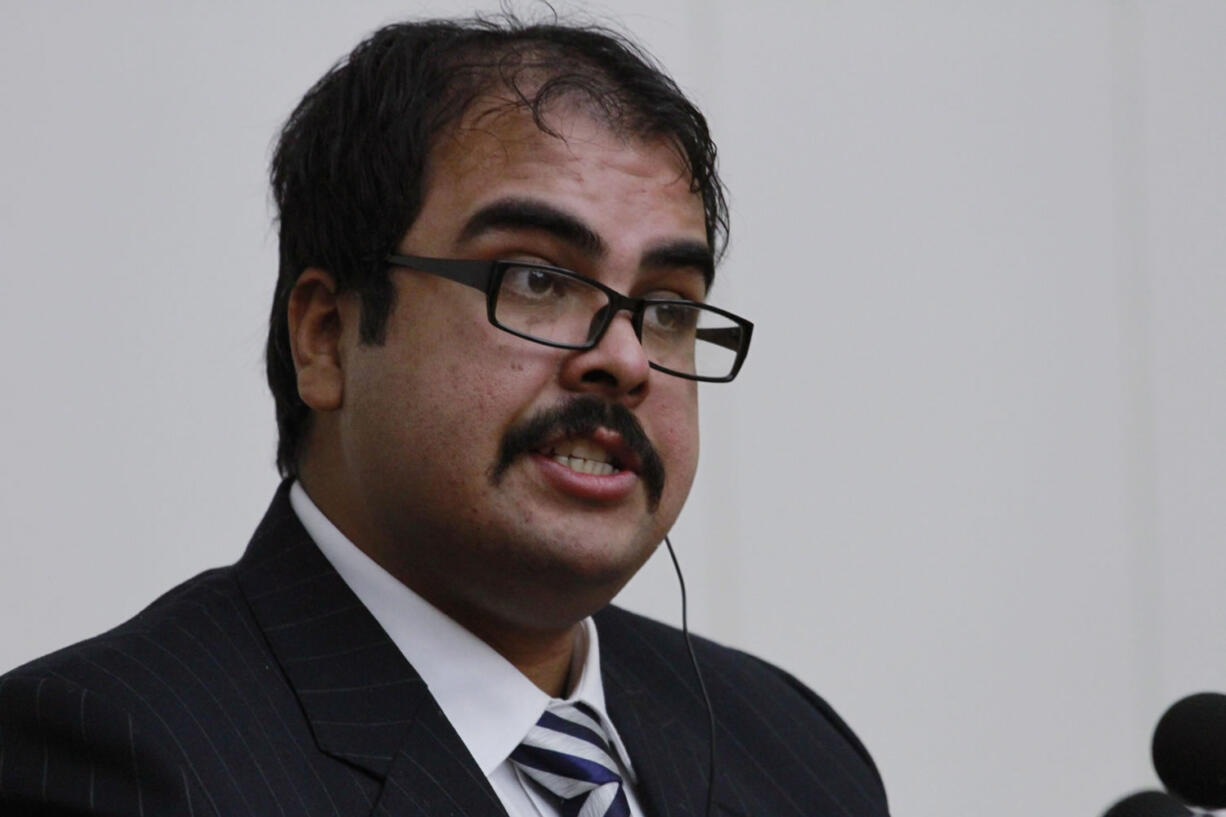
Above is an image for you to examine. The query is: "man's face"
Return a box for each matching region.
[323,101,708,631]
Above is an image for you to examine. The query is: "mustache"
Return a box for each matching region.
[492,396,666,511]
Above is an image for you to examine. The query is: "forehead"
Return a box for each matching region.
[413,98,708,251]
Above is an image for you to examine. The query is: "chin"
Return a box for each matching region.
[501,573,635,632]
[530,533,655,585]
[489,527,659,617]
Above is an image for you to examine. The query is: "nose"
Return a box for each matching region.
[558,310,651,403]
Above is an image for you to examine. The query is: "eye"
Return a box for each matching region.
[502,265,569,300]
[643,283,706,304]
[644,300,700,334]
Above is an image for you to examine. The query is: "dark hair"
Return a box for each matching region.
[267,14,729,477]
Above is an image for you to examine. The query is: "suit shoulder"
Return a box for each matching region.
[0,566,288,815]
[0,670,210,812]
[596,605,888,810]
[0,567,244,813]
[0,563,271,749]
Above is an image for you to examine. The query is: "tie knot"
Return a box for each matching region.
[510,702,630,817]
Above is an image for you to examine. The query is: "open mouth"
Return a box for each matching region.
[538,438,621,476]
[493,396,664,510]
[534,429,642,478]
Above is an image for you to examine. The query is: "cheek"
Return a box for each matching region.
[407,306,506,397]
[412,322,562,443]
[653,393,701,486]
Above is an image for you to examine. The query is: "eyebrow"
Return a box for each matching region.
[457,195,715,288]
[457,197,606,257]
[642,239,715,290]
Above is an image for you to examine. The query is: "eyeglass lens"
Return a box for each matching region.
[493,264,743,379]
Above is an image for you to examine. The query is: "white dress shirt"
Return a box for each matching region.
[289,482,646,817]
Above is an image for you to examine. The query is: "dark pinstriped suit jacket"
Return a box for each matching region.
[0,484,888,816]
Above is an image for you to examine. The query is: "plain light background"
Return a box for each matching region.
[2,2,1223,815]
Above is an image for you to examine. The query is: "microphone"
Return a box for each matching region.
[1152,692,1226,809]
[1102,790,1192,817]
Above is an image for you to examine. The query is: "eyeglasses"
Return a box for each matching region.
[385,254,754,382]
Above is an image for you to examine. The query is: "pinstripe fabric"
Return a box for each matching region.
[598,608,888,817]
[0,483,888,816]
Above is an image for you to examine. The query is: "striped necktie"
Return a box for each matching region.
[510,701,631,817]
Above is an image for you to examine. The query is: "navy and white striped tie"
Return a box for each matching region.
[510,701,631,817]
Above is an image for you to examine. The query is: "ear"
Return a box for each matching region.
[288,267,346,411]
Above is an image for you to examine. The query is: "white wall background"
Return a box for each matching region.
[2,2,1223,815]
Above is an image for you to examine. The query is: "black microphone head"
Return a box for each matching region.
[1103,790,1191,817]
[1152,692,1226,809]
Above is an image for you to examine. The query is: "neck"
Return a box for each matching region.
[295,462,585,697]
[397,585,587,695]
[443,604,581,698]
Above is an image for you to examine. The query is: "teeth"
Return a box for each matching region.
[548,444,619,476]
[551,454,617,476]
[553,438,610,464]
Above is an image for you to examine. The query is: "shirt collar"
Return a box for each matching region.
[288,481,636,781]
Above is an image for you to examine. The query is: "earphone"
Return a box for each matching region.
[663,534,716,817]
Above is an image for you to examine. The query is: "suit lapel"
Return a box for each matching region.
[599,609,713,817]
[236,484,507,817]
[367,709,509,817]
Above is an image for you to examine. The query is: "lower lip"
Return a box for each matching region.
[530,453,639,503]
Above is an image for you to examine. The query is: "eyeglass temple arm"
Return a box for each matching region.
[695,325,744,352]
[385,254,493,292]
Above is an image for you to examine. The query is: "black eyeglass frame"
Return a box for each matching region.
[385,253,754,382]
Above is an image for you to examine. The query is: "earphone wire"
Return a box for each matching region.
[663,533,716,817]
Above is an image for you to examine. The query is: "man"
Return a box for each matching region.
[0,16,888,816]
